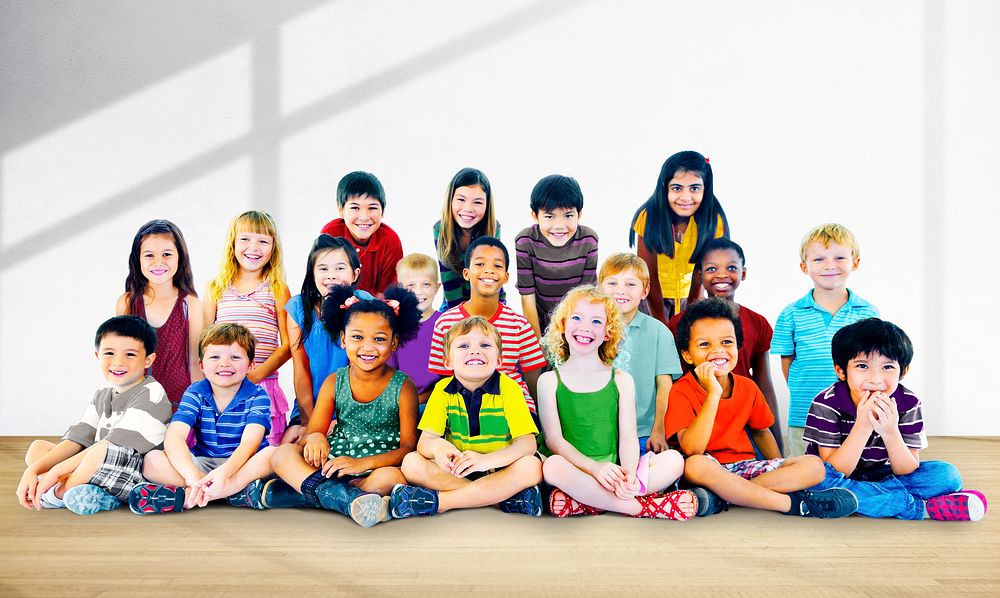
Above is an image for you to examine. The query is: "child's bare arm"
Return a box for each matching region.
[249,284,292,383]
[520,294,543,340]
[780,355,793,382]
[868,392,920,476]
[750,351,784,454]
[186,295,205,382]
[163,422,202,485]
[194,424,266,502]
[523,368,541,405]
[647,374,673,453]
[537,372,601,475]
[416,431,461,470]
[818,392,877,476]
[676,363,723,456]
[17,440,85,509]
[615,371,640,475]
[636,236,667,324]
[202,285,217,327]
[287,314,315,425]
[749,428,781,460]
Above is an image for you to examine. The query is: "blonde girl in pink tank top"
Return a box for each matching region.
[204,211,291,446]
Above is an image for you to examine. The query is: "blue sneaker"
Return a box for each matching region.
[498,485,542,517]
[691,486,729,517]
[389,484,439,519]
[64,484,122,515]
[227,479,266,510]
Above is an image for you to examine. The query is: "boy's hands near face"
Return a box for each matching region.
[693,362,723,398]
[868,392,899,435]
[853,391,877,434]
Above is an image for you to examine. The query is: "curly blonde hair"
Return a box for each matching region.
[542,285,625,366]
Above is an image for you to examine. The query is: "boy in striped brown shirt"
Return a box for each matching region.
[803,318,987,521]
[515,174,599,340]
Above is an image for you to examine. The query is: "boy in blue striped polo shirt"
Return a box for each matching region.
[772,224,878,456]
[128,323,275,514]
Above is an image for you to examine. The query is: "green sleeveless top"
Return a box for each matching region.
[327,367,407,461]
[555,368,619,464]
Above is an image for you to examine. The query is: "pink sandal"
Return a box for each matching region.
[926,490,988,522]
[633,490,698,521]
[548,488,604,517]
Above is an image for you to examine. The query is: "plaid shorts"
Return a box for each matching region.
[88,443,145,500]
[708,455,784,480]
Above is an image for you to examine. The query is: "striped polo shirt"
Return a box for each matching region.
[803,381,927,481]
[419,371,538,453]
[772,289,879,427]
[172,378,271,458]
[514,224,598,333]
[428,303,548,412]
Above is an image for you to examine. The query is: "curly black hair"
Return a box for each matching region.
[321,285,422,346]
[674,296,743,354]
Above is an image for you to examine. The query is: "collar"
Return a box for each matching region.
[794,288,870,310]
[444,370,502,396]
[188,377,258,402]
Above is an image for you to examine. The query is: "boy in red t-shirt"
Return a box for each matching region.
[665,297,857,519]
[668,238,783,453]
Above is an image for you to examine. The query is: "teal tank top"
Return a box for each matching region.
[555,368,619,463]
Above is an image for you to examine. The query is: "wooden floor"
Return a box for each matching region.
[1,437,998,597]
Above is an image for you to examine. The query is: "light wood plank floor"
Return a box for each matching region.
[1,436,998,597]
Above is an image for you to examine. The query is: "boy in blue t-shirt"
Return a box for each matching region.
[772,224,878,456]
[128,323,275,514]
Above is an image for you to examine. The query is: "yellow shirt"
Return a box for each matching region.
[632,210,726,301]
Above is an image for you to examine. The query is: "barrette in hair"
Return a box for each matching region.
[705,157,710,163]
[383,299,400,315]
[340,289,376,310]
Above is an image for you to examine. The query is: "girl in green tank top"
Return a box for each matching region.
[537,286,697,520]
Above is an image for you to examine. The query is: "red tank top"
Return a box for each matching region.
[131,292,190,412]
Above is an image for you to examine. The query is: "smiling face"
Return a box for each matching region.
[200,342,252,391]
[139,234,179,286]
[451,184,488,231]
[445,325,501,389]
[563,299,609,357]
[397,268,440,315]
[463,244,509,299]
[681,317,739,376]
[835,351,906,406]
[600,268,648,319]
[701,248,746,300]
[800,241,859,292]
[339,194,383,245]
[96,333,154,392]
[234,230,274,274]
[341,311,396,373]
[665,170,704,219]
[313,248,360,297]
[533,207,580,247]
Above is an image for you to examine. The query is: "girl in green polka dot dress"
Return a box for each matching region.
[265,285,422,527]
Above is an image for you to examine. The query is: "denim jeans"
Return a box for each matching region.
[812,460,963,520]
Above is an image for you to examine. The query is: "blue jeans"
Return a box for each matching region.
[812,460,962,520]
[638,436,649,457]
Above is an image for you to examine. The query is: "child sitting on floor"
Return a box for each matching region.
[539,286,696,519]
[390,316,544,518]
[128,323,275,514]
[804,318,987,521]
[264,286,421,527]
[665,298,858,518]
[16,316,172,515]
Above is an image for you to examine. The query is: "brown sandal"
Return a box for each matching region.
[548,488,604,517]
[632,490,698,520]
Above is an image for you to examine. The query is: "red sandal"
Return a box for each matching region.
[633,490,698,521]
[548,488,604,517]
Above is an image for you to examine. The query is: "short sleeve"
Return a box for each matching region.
[802,396,843,449]
[898,399,928,450]
[171,389,202,428]
[663,381,698,445]
[515,322,547,372]
[501,380,539,438]
[427,315,452,375]
[654,320,683,378]
[746,383,775,431]
[581,227,599,285]
[515,229,536,295]
[247,386,272,431]
[418,381,450,436]
[771,305,796,356]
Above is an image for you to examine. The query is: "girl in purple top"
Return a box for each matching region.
[804,318,987,521]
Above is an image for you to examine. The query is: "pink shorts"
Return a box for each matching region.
[261,375,288,447]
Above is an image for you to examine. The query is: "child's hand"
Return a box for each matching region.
[185,484,205,509]
[432,442,462,472]
[16,469,40,510]
[193,469,228,505]
[590,462,627,492]
[854,391,878,434]
[322,456,367,477]
[693,362,724,398]
[303,433,331,468]
[30,471,61,511]
[451,451,490,478]
[613,470,640,500]
[868,392,899,435]
[646,434,668,454]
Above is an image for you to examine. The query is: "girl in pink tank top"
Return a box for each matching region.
[116,219,204,412]
[204,211,291,446]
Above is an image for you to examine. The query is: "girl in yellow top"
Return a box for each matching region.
[629,151,729,323]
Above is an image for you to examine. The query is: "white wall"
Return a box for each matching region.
[1,0,998,435]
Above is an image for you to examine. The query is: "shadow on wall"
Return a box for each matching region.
[0,0,589,271]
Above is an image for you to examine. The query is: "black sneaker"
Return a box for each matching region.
[690,486,729,517]
[498,485,543,517]
[788,487,858,519]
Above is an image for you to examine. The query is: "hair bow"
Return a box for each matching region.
[340,291,400,315]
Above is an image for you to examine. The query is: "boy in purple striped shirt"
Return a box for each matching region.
[515,175,599,340]
[804,318,987,521]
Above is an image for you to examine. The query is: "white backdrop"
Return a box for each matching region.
[1,0,998,435]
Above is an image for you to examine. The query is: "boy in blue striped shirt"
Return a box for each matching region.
[128,323,275,514]
[772,224,878,456]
